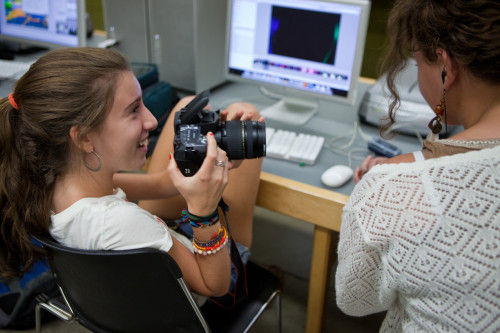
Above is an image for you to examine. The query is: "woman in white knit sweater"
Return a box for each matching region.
[335,0,500,331]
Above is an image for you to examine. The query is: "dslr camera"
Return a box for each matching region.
[173,90,266,176]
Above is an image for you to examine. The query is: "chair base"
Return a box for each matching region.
[35,296,75,333]
[201,261,282,333]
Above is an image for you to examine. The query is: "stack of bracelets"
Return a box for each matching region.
[182,209,229,256]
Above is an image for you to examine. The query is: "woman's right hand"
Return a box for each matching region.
[353,155,388,183]
[168,132,230,216]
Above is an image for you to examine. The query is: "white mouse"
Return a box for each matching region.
[321,165,354,187]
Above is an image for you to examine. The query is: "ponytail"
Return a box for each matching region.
[0,47,130,279]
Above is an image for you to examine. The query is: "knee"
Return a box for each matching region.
[166,96,196,124]
[174,95,196,111]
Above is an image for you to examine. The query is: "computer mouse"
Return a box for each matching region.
[321,165,354,188]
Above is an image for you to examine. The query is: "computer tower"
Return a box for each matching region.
[358,58,457,136]
[101,0,150,63]
[147,0,228,92]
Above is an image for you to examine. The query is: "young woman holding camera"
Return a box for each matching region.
[0,47,264,299]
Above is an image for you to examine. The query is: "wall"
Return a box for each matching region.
[86,0,393,79]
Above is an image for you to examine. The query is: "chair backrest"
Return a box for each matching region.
[33,236,209,333]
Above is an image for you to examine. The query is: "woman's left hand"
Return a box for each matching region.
[220,108,265,123]
[220,106,265,169]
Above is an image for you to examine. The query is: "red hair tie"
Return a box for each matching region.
[8,93,19,111]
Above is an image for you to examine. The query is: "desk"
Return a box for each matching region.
[210,79,422,333]
[256,171,348,333]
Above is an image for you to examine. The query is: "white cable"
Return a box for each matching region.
[346,148,370,168]
[323,121,372,167]
[326,121,373,150]
[323,144,368,167]
[327,122,357,150]
[356,123,374,142]
[323,121,385,168]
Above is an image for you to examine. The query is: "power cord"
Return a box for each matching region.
[323,120,424,168]
[323,121,373,168]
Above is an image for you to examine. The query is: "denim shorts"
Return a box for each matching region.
[178,221,250,290]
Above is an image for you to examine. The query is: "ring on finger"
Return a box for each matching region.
[215,160,226,167]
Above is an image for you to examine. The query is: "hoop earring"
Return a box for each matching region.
[84,150,102,172]
[428,88,446,135]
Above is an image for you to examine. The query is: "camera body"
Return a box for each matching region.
[173,90,266,176]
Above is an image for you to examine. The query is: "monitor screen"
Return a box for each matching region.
[0,0,86,49]
[225,0,370,125]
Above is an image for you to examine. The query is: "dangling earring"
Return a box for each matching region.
[84,150,102,172]
[428,68,447,135]
[428,89,446,134]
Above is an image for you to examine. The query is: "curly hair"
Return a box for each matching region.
[0,47,130,279]
[380,0,500,131]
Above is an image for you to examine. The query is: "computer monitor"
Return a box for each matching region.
[0,0,86,50]
[225,0,370,125]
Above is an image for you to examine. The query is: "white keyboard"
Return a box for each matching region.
[0,59,34,80]
[266,127,325,165]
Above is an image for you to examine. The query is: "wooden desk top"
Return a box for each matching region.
[256,171,349,232]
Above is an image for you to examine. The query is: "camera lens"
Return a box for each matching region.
[218,121,266,160]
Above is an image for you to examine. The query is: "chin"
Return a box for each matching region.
[126,157,147,171]
[136,157,147,170]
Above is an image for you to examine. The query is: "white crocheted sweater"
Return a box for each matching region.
[336,145,500,332]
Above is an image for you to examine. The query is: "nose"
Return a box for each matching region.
[143,107,158,132]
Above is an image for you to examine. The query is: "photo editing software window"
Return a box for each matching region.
[227,0,365,100]
[0,0,80,47]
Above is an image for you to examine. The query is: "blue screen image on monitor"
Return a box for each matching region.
[225,0,371,125]
[0,0,86,49]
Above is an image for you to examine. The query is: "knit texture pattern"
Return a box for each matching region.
[336,145,500,332]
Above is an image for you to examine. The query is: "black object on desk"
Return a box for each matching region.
[0,41,14,60]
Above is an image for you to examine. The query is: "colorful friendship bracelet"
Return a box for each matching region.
[193,236,228,256]
[181,209,219,228]
[194,228,226,248]
[192,227,228,255]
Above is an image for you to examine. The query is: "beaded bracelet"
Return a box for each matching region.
[181,209,219,228]
[192,227,228,255]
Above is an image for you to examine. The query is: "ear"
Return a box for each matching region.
[436,48,457,90]
[70,125,93,153]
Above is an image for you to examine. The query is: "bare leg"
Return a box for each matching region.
[139,98,262,248]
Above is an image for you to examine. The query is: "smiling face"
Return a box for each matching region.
[88,70,158,173]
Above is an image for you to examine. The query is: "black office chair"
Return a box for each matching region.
[32,236,281,333]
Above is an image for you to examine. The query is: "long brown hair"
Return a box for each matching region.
[380,0,500,133]
[0,47,130,279]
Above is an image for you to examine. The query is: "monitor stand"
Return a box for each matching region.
[260,95,319,126]
[0,41,47,58]
[0,42,14,60]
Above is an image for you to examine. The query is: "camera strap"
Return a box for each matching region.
[207,198,249,309]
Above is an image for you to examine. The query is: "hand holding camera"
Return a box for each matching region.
[173,90,266,177]
[168,132,229,216]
